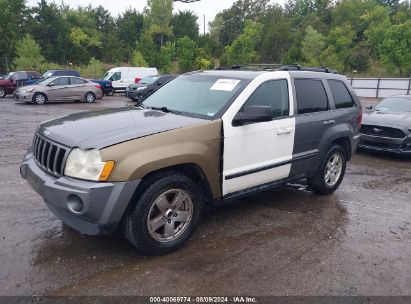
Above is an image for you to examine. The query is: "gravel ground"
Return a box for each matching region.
[0,95,409,296]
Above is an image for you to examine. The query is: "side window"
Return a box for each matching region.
[70,78,86,85]
[328,79,355,109]
[295,79,329,114]
[242,79,289,119]
[13,72,26,81]
[110,72,121,81]
[53,77,70,86]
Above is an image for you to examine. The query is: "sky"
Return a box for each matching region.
[26,0,288,32]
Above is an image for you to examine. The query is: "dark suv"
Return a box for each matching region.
[126,74,177,102]
[21,66,362,255]
[0,71,41,98]
[23,70,81,86]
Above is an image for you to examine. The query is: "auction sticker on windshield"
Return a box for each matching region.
[210,79,241,91]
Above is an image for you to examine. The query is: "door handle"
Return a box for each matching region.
[277,128,294,135]
[323,120,336,126]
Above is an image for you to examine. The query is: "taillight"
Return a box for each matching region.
[95,85,102,90]
[357,111,362,127]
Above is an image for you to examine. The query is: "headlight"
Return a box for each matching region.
[136,86,147,91]
[64,148,115,182]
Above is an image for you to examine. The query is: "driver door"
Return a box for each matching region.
[222,75,296,196]
[46,77,70,101]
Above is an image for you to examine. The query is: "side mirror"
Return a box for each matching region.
[366,104,373,110]
[48,83,55,87]
[233,105,272,126]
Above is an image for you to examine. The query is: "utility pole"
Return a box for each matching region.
[5,56,9,73]
[203,14,208,36]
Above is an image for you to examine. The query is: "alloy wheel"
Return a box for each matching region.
[147,189,193,243]
[86,93,95,103]
[324,153,343,187]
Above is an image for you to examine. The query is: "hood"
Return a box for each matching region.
[363,110,411,129]
[0,79,11,85]
[38,107,209,149]
[16,85,37,92]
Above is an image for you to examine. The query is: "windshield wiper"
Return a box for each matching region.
[149,106,183,115]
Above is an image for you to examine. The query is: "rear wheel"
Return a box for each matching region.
[307,145,347,195]
[0,87,6,98]
[124,172,203,255]
[32,93,47,105]
[84,92,96,103]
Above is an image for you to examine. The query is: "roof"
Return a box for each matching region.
[185,69,347,81]
[185,70,267,80]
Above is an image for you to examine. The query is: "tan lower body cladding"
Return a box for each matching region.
[100,119,223,199]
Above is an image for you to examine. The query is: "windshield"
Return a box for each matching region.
[375,97,411,112]
[42,71,54,79]
[4,72,14,80]
[142,75,248,118]
[140,76,160,85]
[102,72,112,80]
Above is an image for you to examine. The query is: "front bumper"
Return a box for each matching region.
[20,153,140,235]
[126,90,146,101]
[14,91,34,101]
[359,134,411,155]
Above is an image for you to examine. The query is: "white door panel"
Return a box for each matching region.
[222,72,296,196]
[224,165,292,195]
[223,117,295,195]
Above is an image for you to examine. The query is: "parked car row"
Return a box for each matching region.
[1,67,159,98]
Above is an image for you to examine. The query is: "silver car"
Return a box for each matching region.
[14,76,103,104]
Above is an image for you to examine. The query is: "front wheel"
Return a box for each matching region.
[307,145,347,195]
[32,93,47,105]
[0,87,6,98]
[84,92,96,103]
[124,172,203,255]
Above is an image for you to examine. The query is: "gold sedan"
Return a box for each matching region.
[14,76,104,104]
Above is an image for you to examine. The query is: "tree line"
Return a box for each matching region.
[1,0,411,77]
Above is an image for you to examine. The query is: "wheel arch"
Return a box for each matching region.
[136,163,214,204]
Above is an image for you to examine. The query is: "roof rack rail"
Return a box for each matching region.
[215,64,338,74]
[276,65,338,74]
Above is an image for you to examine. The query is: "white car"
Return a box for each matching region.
[102,67,158,92]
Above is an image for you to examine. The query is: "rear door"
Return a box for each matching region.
[222,73,296,196]
[69,77,88,99]
[289,78,336,176]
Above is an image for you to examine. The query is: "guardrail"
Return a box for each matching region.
[347,77,411,98]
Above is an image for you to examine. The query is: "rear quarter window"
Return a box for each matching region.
[328,79,355,109]
[295,79,329,114]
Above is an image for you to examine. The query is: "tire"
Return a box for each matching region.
[84,92,96,103]
[123,171,203,255]
[106,90,114,96]
[32,93,47,105]
[0,87,6,98]
[307,145,347,195]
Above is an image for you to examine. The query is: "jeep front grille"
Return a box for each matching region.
[360,125,406,139]
[32,134,69,177]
